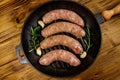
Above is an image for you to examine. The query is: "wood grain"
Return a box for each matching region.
[0,0,120,80]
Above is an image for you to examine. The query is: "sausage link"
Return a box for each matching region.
[41,22,85,38]
[39,49,80,66]
[42,9,84,27]
[40,35,83,54]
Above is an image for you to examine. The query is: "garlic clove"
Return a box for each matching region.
[38,20,45,28]
[36,47,42,56]
[80,51,87,58]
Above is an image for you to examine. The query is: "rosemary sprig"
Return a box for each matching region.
[79,26,92,58]
[86,26,91,52]
[29,26,40,52]
[81,26,92,53]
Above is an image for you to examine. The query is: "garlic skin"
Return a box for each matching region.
[80,51,87,58]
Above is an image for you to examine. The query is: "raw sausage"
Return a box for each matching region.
[39,49,80,66]
[40,35,83,54]
[39,50,80,66]
[42,9,84,27]
[41,22,85,38]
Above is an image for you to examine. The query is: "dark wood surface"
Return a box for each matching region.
[0,0,120,80]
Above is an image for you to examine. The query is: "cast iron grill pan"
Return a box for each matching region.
[21,1,101,77]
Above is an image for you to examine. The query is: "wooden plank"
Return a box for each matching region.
[0,60,51,80]
[100,32,114,53]
[0,35,20,66]
[103,17,120,45]
[0,0,48,16]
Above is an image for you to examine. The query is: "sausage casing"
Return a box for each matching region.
[42,9,84,27]
[39,49,80,66]
[41,22,85,38]
[40,35,83,54]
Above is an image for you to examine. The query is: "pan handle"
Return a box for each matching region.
[95,4,120,24]
[102,4,120,20]
[15,44,29,64]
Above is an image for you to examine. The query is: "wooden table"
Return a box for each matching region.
[0,0,120,80]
